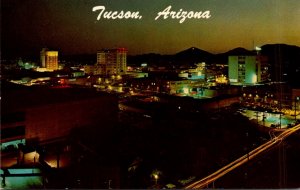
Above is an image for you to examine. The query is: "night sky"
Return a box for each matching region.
[1,0,300,57]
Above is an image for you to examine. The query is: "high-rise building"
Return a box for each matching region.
[40,48,47,68]
[96,48,127,75]
[228,55,269,85]
[40,48,58,71]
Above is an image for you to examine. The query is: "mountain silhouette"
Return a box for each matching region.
[170,47,213,67]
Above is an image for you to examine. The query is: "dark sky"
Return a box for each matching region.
[1,0,300,57]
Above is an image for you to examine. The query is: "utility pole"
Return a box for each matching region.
[256,111,259,126]
[108,179,112,189]
[278,142,287,188]
[263,112,265,127]
[279,112,282,129]
[295,97,298,124]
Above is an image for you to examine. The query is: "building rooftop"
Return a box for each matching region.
[1,80,116,113]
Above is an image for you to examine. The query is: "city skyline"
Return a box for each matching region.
[2,2,300,188]
[2,0,300,58]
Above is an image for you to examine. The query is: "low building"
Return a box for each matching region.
[1,82,118,149]
[178,62,206,80]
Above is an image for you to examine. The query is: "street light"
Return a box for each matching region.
[151,169,161,186]
[153,174,159,185]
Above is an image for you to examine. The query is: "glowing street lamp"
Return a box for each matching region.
[151,169,161,185]
[153,174,159,184]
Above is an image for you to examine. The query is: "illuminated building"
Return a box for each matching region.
[84,65,97,75]
[96,48,127,75]
[228,55,269,85]
[40,48,58,71]
[178,62,206,80]
[40,48,47,68]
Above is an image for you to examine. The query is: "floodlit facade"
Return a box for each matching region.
[40,48,58,71]
[228,55,269,85]
[96,48,127,75]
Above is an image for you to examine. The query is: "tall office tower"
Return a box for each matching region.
[40,48,47,68]
[40,48,58,71]
[45,51,58,71]
[228,55,269,85]
[96,48,127,75]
